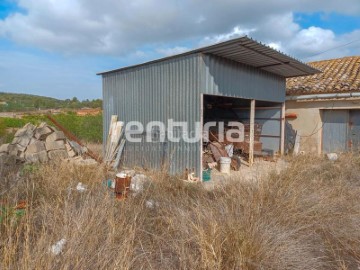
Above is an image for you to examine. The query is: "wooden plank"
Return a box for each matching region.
[280,102,285,155]
[209,142,228,162]
[209,144,222,162]
[249,99,255,166]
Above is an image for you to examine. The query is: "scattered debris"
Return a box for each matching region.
[104,115,126,169]
[145,199,159,209]
[207,162,217,169]
[50,238,66,255]
[76,182,87,192]
[326,153,338,161]
[0,122,96,165]
[186,172,199,182]
[130,174,150,193]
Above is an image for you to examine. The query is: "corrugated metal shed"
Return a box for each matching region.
[98,36,320,77]
[99,36,319,175]
[102,54,201,174]
[200,54,285,102]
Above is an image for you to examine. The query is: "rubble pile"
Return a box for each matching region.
[0,122,87,163]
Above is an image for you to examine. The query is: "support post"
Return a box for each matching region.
[280,102,285,155]
[249,99,255,166]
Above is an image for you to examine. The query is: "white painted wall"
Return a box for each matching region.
[285,98,360,154]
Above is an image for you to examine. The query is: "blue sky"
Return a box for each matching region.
[0,0,360,100]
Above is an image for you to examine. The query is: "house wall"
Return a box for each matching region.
[286,98,360,154]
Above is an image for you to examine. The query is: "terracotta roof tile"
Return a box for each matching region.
[286,56,360,95]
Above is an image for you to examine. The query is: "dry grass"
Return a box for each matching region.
[1,155,360,269]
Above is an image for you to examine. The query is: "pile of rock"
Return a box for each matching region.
[0,122,86,163]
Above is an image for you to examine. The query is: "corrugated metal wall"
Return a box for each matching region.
[201,54,285,102]
[200,53,285,155]
[102,54,202,174]
[102,52,286,175]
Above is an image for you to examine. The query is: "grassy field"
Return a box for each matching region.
[1,155,360,269]
[0,112,102,144]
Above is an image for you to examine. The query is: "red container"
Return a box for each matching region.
[115,173,131,195]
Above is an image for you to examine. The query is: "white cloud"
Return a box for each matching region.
[290,27,336,54]
[1,0,359,58]
[157,46,189,56]
[267,42,283,51]
[200,26,256,47]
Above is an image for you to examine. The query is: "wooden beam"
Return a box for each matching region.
[232,106,282,110]
[249,99,255,166]
[280,102,285,155]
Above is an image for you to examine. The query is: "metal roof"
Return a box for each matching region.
[97,36,321,77]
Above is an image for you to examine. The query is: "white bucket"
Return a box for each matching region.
[219,157,231,174]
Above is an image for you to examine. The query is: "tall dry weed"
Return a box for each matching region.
[1,154,360,269]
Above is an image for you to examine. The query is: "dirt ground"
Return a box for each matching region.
[203,158,288,190]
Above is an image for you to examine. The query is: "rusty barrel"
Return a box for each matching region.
[115,173,132,196]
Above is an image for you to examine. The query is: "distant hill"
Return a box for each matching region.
[0,92,102,112]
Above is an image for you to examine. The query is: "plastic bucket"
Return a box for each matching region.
[219,157,231,174]
[202,168,212,181]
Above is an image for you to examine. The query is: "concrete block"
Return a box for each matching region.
[48,150,68,160]
[0,143,9,153]
[25,152,39,163]
[26,141,46,154]
[12,135,32,147]
[8,144,25,156]
[68,150,76,157]
[38,122,54,130]
[34,126,53,140]
[14,123,36,137]
[46,131,66,143]
[65,143,77,157]
[25,150,49,163]
[69,141,84,155]
[45,140,65,151]
[38,150,49,163]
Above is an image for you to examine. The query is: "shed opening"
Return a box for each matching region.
[202,94,284,174]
